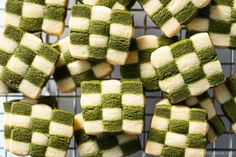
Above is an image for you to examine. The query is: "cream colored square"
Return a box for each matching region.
[151,116,169,131]
[171,106,190,120]
[189,121,208,135]
[32,56,55,75]
[81,94,101,107]
[159,74,185,93]
[101,80,121,94]
[151,46,174,68]
[67,60,91,75]
[165,132,187,148]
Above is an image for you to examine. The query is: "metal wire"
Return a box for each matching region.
[0,0,236,157]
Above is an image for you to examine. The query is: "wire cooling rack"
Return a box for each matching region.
[1,0,236,157]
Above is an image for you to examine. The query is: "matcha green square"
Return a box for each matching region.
[207,72,225,87]
[97,135,118,149]
[63,52,77,64]
[25,0,45,4]
[74,129,95,145]
[120,64,140,79]
[226,75,236,96]
[137,0,149,5]
[4,125,13,139]
[71,4,91,18]
[148,128,166,144]
[222,99,236,123]
[1,68,22,90]
[29,144,47,157]
[122,81,143,94]
[141,76,160,91]
[160,0,171,6]
[89,21,109,36]
[20,17,43,32]
[158,61,179,80]
[111,10,133,25]
[81,80,101,93]
[168,120,189,134]
[162,146,185,157]
[51,110,74,126]
[103,120,122,133]
[197,5,210,18]
[44,5,65,21]
[38,44,60,63]
[24,67,48,87]
[11,102,32,116]
[30,118,50,134]
[88,47,107,61]
[4,25,24,43]
[123,106,144,120]
[190,108,207,121]
[0,50,11,66]
[82,106,102,121]
[97,0,116,8]
[120,139,140,156]
[155,105,171,118]
[170,39,195,58]
[139,50,153,63]
[182,66,205,84]
[4,100,19,113]
[5,0,23,15]
[213,0,233,6]
[187,134,207,148]
[48,135,70,151]
[168,85,191,104]
[53,66,71,81]
[12,128,32,143]
[73,70,97,87]
[14,45,36,65]
[230,35,236,48]
[152,7,172,27]
[102,94,121,108]
[108,36,130,52]
[208,116,225,136]
[196,47,216,65]
[196,92,209,102]
[70,32,89,45]
[209,19,231,33]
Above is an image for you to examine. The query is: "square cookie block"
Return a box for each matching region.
[4,0,67,36]
[187,1,236,48]
[78,0,135,10]
[74,113,141,157]
[69,4,134,65]
[214,74,236,134]
[3,100,73,157]
[151,33,225,104]
[137,0,210,37]
[80,80,145,135]
[53,37,113,93]
[121,35,177,91]
[146,99,208,157]
[0,25,60,99]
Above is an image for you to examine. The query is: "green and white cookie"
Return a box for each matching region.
[187,1,236,48]
[81,80,145,135]
[121,35,177,91]
[146,99,208,157]
[137,0,210,37]
[4,0,67,36]
[214,74,236,133]
[74,113,141,157]
[53,37,113,93]
[151,33,225,104]
[69,4,134,65]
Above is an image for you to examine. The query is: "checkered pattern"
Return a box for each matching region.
[81,80,145,135]
[4,0,67,36]
[121,35,177,91]
[78,0,135,10]
[146,99,208,157]
[53,37,113,93]
[137,0,210,37]
[187,1,236,48]
[185,93,225,143]
[0,25,60,99]
[214,74,236,134]
[151,33,225,104]
[3,100,73,157]
[74,113,141,157]
[69,4,134,65]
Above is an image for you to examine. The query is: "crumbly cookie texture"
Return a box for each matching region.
[69,4,134,65]
[53,37,113,93]
[146,99,208,157]
[4,0,67,36]
[214,74,236,134]
[120,35,177,91]
[151,33,225,104]
[187,1,236,48]
[74,113,141,157]
[81,80,145,135]
[137,0,211,37]
[3,100,73,157]
[0,25,60,98]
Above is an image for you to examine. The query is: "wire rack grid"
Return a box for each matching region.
[1,0,236,157]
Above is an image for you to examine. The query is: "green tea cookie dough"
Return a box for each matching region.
[4,0,67,36]
[81,80,145,135]
[137,0,210,37]
[121,35,177,91]
[0,25,60,99]
[53,37,113,93]
[187,1,236,48]
[146,99,208,157]
[69,4,134,65]
[74,113,141,157]
[151,33,225,104]
[214,74,236,133]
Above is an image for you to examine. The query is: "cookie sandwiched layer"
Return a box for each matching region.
[74,113,141,157]
[53,37,113,93]
[214,74,236,134]
[4,0,67,35]
[0,25,60,98]
[187,1,236,48]
[151,33,225,104]
[69,4,134,65]
[78,0,135,10]
[185,93,225,143]
[146,99,208,157]
[137,0,210,37]
[121,35,177,91]
[81,80,145,135]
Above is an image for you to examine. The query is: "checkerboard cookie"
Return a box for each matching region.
[74,113,141,157]
[4,0,67,36]
[214,74,236,133]
[137,0,210,37]
[121,35,177,91]
[187,1,236,48]
[53,37,113,93]
[146,99,208,157]
[0,25,60,98]
[81,80,145,135]
[185,93,225,143]
[3,100,73,157]
[78,0,135,10]
[69,4,134,65]
[151,33,225,104]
